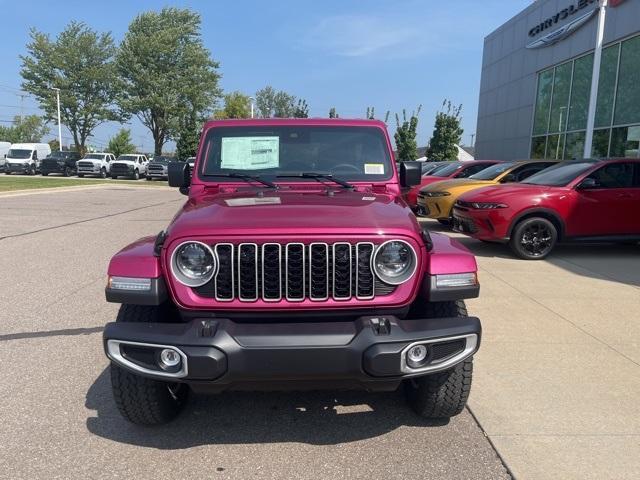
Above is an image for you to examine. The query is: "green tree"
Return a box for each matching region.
[214,91,251,119]
[329,107,339,119]
[117,8,221,155]
[366,107,391,123]
[394,105,421,162]
[427,100,464,161]
[293,99,309,118]
[176,112,201,160]
[107,128,136,157]
[255,86,297,118]
[48,138,60,151]
[0,115,49,143]
[20,22,123,154]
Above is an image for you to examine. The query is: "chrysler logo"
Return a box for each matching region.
[526,9,597,49]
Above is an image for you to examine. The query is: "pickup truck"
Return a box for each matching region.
[40,151,82,177]
[146,156,174,180]
[103,119,482,425]
[76,153,115,178]
[110,154,149,180]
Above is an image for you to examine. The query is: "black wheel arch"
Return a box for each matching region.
[508,208,565,241]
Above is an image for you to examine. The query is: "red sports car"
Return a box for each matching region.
[405,160,501,209]
[452,158,640,259]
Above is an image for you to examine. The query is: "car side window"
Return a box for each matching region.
[587,163,634,188]
[512,163,555,182]
[455,164,490,178]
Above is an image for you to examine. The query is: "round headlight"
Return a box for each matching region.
[171,241,216,287]
[372,240,417,285]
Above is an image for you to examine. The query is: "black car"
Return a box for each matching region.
[40,151,82,177]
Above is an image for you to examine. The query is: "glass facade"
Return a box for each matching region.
[531,34,640,159]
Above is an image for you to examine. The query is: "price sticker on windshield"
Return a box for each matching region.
[221,136,279,170]
[364,163,385,175]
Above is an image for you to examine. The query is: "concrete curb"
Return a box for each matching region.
[0,183,172,198]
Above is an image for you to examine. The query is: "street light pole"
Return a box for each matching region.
[51,87,63,151]
[584,0,609,158]
[249,96,255,119]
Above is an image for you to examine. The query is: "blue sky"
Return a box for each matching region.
[0,0,531,152]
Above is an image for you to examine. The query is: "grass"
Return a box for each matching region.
[0,175,167,192]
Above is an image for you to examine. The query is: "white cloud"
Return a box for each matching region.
[300,15,423,58]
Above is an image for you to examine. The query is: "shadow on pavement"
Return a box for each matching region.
[424,218,640,288]
[85,368,448,448]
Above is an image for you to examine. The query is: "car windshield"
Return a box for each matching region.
[83,154,104,160]
[431,162,462,177]
[468,162,516,180]
[200,126,393,182]
[47,152,76,160]
[118,155,138,161]
[7,149,32,159]
[521,161,598,186]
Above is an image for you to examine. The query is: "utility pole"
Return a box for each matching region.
[470,133,476,147]
[584,0,608,158]
[18,93,26,121]
[249,96,255,119]
[51,87,63,151]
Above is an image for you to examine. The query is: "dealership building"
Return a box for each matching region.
[475,0,640,161]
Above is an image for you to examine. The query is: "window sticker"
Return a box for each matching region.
[364,163,385,175]
[221,136,279,170]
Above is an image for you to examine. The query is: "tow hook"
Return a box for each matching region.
[370,317,391,335]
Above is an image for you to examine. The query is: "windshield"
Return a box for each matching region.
[469,162,516,180]
[117,155,138,161]
[200,126,392,182]
[522,161,598,186]
[7,149,32,159]
[83,154,104,160]
[47,152,76,160]
[431,162,462,177]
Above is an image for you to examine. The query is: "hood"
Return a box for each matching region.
[458,183,552,202]
[168,188,422,239]
[421,178,494,193]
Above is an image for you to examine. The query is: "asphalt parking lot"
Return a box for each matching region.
[0,186,509,480]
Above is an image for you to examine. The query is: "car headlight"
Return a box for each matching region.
[424,191,451,197]
[372,240,418,285]
[469,202,507,209]
[170,241,216,287]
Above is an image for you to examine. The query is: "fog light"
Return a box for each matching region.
[158,348,181,371]
[406,344,429,368]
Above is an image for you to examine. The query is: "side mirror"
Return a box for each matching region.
[577,177,598,190]
[400,161,421,187]
[501,173,517,183]
[168,161,190,193]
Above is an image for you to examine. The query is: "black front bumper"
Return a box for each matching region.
[40,163,67,174]
[104,314,481,392]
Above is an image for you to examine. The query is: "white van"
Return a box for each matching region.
[4,143,52,175]
[0,142,10,168]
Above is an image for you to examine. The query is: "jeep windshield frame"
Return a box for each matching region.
[197,125,394,184]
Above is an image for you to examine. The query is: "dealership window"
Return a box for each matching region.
[531,34,640,160]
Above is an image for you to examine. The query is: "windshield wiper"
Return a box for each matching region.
[277,172,354,189]
[207,173,278,189]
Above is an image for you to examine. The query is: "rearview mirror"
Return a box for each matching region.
[577,177,598,190]
[168,161,190,193]
[400,161,421,187]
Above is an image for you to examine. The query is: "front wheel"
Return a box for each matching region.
[146,176,152,181]
[42,172,49,176]
[132,170,139,180]
[509,217,557,260]
[29,164,36,175]
[100,167,107,179]
[404,359,473,419]
[63,167,71,177]
[111,175,118,179]
[110,304,189,425]
[78,174,84,178]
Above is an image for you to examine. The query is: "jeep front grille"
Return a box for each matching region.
[194,242,394,302]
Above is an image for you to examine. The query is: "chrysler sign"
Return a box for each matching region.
[527,0,628,49]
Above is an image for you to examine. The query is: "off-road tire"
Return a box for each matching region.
[110,304,189,426]
[404,300,473,419]
[63,167,72,177]
[509,217,557,260]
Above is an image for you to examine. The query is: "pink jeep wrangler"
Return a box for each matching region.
[103,118,481,425]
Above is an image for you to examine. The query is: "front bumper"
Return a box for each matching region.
[417,196,452,220]
[104,314,481,392]
[40,163,67,174]
[6,163,31,173]
[452,207,509,241]
[147,171,167,178]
